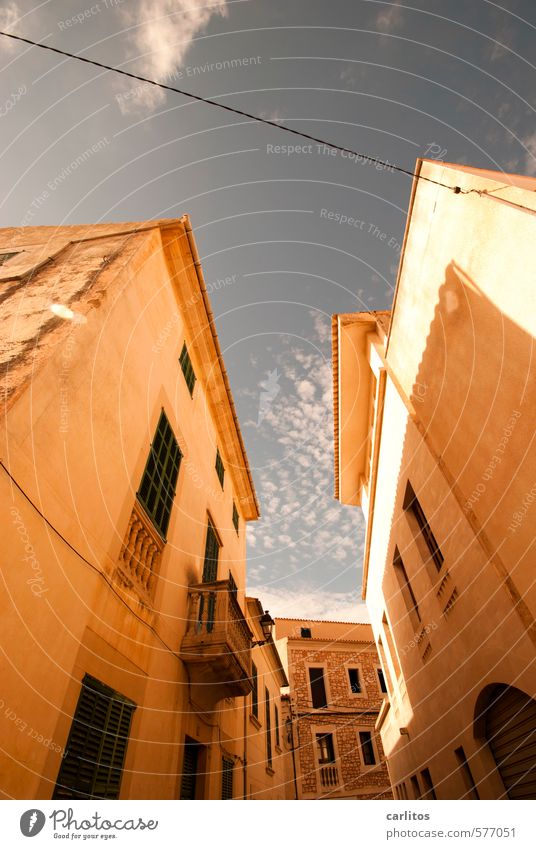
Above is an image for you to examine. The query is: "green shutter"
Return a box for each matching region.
[54,675,135,800]
[251,663,259,719]
[232,503,239,534]
[221,757,234,799]
[180,740,199,799]
[215,449,225,488]
[265,687,272,766]
[202,521,220,582]
[137,410,182,538]
[179,343,196,396]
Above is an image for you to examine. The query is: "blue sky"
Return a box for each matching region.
[1,0,534,619]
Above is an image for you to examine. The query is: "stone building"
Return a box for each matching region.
[275,619,392,799]
[332,161,536,799]
[0,219,286,800]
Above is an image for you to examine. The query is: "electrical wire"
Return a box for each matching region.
[0,28,461,193]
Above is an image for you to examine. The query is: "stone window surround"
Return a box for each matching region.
[304,661,333,710]
[344,660,368,699]
[355,725,383,772]
[310,722,341,773]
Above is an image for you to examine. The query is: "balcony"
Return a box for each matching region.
[114,500,163,606]
[180,579,253,698]
[319,765,339,789]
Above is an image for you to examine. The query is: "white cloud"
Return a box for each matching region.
[248,584,370,623]
[375,1,403,34]
[0,2,21,52]
[117,0,228,113]
[522,133,536,176]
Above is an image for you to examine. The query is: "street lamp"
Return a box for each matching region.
[252,610,275,646]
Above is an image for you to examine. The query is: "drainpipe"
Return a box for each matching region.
[243,694,248,799]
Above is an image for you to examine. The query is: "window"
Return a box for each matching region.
[377,668,388,694]
[308,667,328,709]
[0,251,18,266]
[455,746,479,799]
[382,614,401,680]
[393,547,421,627]
[265,688,272,767]
[377,639,393,694]
[215,448,225,488]
[359,730,377,766]
[202,520,220,582]
[251,662,259,719]
[53,675,135,800]
[228,570,237,596]
[348,667,362,694]
[180,737,201,799]
[316,733,336,764]
[179,342,196,396]
[137,410,182,538]
[403,482,444,571]
[232,502,239,534]
[221,756,234,799]
[410,774,421,798]
[275,704,280,747]
[300,627,312,638]
[421,768,437,800]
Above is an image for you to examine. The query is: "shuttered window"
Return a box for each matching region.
[202,520,220,583]
[53,675,135,800]
[215,449,225,488]
[275,704,280,747]
[265,688,272,767]
[179,343,196,396]
[137,410,181,538]
[251,662,259,719]
[232,502,239,534]
[221,756,234,799]
[180,738,200,799]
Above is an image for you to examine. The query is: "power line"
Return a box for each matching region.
[0,28,459,193]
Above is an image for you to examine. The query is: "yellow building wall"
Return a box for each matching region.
[0,225,251,799]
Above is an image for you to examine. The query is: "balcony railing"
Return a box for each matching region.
[180,579,253,698]
[319,765,339,788]
[114,500,163,604]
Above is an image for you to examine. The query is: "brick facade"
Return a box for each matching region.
[276,619,393,799]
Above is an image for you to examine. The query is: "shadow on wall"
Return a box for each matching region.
[377,260,536,800]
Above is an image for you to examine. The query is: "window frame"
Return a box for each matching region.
[202,517,221,583]
[306,664,330,709]
[232,502,239,534]
[265,687,272,768]
[179,342,196,397]
[215,448,225,489]
[221,756,234,800]
[393,547,421,629]
[300,627,312,638]
[136,410,182,540]
[251,662,259,721]
[377,667,388,694]
[345,663,367,698]
[358,729,378,767]
[403,481,444,571]
[53,674,136,800]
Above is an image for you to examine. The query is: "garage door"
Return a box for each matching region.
[485,685,536,799]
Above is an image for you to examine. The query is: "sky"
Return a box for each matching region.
[1,0,534,621]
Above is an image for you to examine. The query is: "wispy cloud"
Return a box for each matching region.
[248,584,370,622]
[522,132,536,176]
[0,2,21,52]
[375,1,403,34]
[118,0,228,112]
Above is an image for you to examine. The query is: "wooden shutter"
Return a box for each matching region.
[486,685,536,799]
[202,521,219,582]
[221,757,234,799]
[54,675,135,800]
[137,411,181,538]
[180,740,200,800]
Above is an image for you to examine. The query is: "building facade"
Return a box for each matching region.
[333,161,536,799]
[275,619,392,799]
[0,219,285,800]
